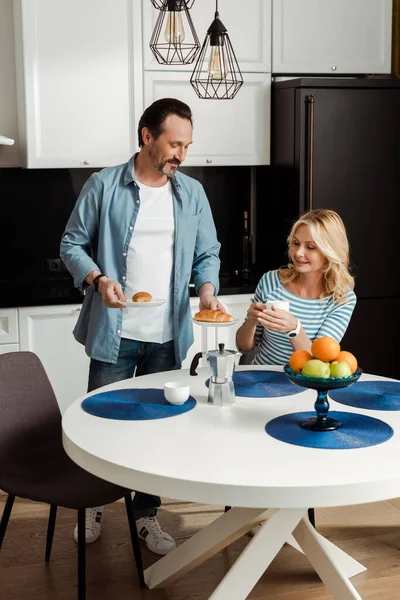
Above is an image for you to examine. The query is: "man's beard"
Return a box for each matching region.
[150,150,180,178]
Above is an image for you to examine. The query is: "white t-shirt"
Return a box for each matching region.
[121,180,175,343]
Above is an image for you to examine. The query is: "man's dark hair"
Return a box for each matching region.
[137,98,192,147]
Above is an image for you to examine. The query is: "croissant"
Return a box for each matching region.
[132,292,153,302]
[194,310,233,323]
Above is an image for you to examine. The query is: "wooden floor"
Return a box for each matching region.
[2,491,400,599]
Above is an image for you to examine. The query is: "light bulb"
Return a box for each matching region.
[208,45,227,80]
[164,11,185,44]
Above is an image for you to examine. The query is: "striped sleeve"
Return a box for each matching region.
[252,277,265,304]
[253,273,273,347]
[316,291,357,342]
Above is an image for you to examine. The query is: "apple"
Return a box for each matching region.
[302,359,331,378]
[330,360,352,378]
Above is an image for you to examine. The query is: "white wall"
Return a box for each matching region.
[0,0,19,166]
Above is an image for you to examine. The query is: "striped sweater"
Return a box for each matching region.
[250,270,357,366]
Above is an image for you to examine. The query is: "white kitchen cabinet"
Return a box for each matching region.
[272,0,392,74]
[0,0,20,167]
[144,71,271,166]
[0,308,19,346]
[0,344,19,354]
[18,304,90,414]
[142,0,271,73]
[0,307,19,354]
[13,0,143,168]
[182,294,252,370]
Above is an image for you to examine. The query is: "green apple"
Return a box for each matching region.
[330,360,352,378]
[302,359,331,378]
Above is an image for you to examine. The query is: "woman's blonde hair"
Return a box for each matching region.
[279,209,354,304]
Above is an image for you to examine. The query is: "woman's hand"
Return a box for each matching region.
[236,302,265,353]
[258,306,297,333]
[246,302,268,324]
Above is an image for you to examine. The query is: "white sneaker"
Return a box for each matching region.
[73,506,104,544]
[136,516,176,556]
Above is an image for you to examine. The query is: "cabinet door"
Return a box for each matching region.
[13,0,143,168]
[0,344,19,354]
[182,294,252,369]
[0,0,19,167]
[18,305,90,414]
[142,0,271,72]
[0,308,19,345]
[272,0,392,74]
[144,71,271,166]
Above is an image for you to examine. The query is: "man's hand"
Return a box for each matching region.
[199,296,226,312]
[97,277,127,308]
[198,282,226,312]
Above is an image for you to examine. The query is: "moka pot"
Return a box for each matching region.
[207,343,241,406]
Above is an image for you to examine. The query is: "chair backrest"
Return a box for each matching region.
[0,351,129,508]
[0,351,61,461]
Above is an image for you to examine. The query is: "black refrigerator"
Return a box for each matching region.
[257,78,400,379]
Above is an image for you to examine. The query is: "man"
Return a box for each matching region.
[60,98,222,555]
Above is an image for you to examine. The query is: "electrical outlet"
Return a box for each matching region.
[46,258,63,273]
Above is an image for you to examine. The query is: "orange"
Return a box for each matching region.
[311,336,340,362]
[289,349,313,374]
[336,350,358,374]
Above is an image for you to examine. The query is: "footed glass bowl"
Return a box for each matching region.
[284,365,363,431]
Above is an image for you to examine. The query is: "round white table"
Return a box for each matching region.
[62,366,400,600]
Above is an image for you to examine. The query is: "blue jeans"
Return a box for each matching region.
[88,337,178,517]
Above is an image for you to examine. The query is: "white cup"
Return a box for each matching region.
[164,381,190,405]
[265,300,290,312]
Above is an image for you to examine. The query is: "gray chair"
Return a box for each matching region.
[0,351,145,600]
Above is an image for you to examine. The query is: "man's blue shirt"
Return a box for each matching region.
[60,156,220,364]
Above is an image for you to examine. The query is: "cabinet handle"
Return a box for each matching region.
[82,161,90,166]
[331,65,337,71]
[306,94,315,211]
[206,158,212,164]
[74,308,81,313]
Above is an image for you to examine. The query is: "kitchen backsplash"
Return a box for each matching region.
[0,165,269,306]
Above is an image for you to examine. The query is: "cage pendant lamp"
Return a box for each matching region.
[190,0,243,100]
[151,0,195,8]
[149,0,200,66]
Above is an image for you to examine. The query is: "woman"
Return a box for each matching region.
[236,209,356,364]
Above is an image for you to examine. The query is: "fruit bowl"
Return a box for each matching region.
[284,365,363,431]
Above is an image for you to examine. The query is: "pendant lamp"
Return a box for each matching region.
[150,0,200,66]
[151,0,195,8]
[190,0,243,100]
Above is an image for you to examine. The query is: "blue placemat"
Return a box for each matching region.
[206,370,302,398]
[82,388,196,420]
[265,411,393,449]
[330,381,400,411]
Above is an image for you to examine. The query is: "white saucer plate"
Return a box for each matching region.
[121,299,167,308]
[191,317,239,328]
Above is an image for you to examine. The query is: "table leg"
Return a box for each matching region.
[208,508,307,600]
[287,528,366,580]
[293,518,364,600]
[145,507,366,600]
[144,507,273,589]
